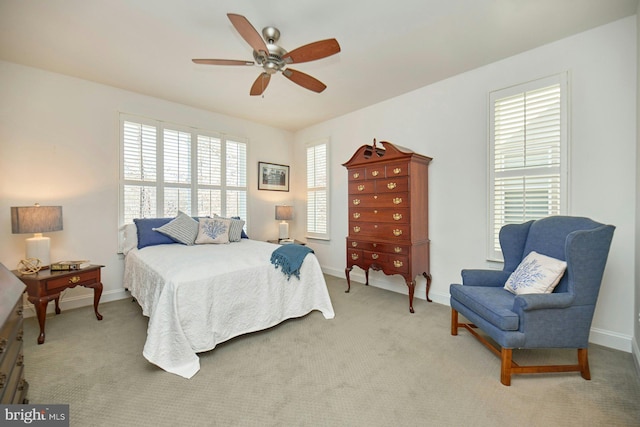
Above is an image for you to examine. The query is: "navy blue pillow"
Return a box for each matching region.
[231,216,249,239]
[134,218,175,249]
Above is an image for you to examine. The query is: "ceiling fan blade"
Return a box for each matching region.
[250,73,271,96]
[192,59,254,66]
[227,13,268,55]
[282,39,340,64]
[282,68,327,93]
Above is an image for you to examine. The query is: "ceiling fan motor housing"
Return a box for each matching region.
[253,26,287,74]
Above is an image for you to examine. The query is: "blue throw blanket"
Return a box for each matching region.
[270,244,314,280]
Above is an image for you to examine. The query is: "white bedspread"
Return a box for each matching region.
[123,239,335,378]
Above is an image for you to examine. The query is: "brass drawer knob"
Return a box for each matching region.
[69,276,81,284]
[394,260,404,268]
[393,229,403,237]
[351,241,358,247]
[393,197,403,205]
[352,199,361,205]
[387,182,396,190]
[371,170,379,177]
[393,167,402,174]
[353,212,361,219]
[394,247,402,253]
[351,253,359,260]
[353,172,360,179]
[393,213,402,221]
[371,253,379,260]
[353,226,361,233]
[357,185,365,191]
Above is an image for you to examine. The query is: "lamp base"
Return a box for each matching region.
[279,222,289,240]
[26,234,51,268]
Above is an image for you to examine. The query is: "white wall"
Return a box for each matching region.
[0,60,294,312]
[294,17,637,352]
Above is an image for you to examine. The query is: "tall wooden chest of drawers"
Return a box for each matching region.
[343,140,432,313]
[0,263,29,404]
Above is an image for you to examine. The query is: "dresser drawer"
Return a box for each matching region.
[375,177,408,193]
[46,269,99,292]
[349,192,409,208]
[348,180,375,194]
[349,222,410,240]
[385,161,409,177]
[348,167,366,181]
[349,208,409,224]
[347,239,410,256]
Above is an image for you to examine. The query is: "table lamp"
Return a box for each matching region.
[275,205,293,240]
[11,204,63,269]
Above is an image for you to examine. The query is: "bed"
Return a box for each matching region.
[121,216,335,379]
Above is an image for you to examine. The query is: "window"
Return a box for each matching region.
[306,139,329,240]
[119,114,247,226]
[488,73,569,261]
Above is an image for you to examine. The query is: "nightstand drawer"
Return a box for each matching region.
[46,269,99,291]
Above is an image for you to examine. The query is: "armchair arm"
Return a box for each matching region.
[512,292,575,312]
[461,269,510,287]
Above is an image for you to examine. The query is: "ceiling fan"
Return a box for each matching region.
[193,13,341,96]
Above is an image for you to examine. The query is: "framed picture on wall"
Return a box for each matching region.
[258,161,290,191]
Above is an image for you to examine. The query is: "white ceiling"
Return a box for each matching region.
[0,0,637,132]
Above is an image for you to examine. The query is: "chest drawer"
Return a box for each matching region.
[349,208,409,224]
[349,192,409,208]
[46,269,99,292]
[349,222,410,240]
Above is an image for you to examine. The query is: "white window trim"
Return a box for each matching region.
[487,73,570,261]
[305,138,330,241]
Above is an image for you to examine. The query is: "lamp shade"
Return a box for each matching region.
[275,205,293,221]
[11,205,63,234]
[11,205,63,268]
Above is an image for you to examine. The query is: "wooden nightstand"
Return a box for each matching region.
[12,265,104,344]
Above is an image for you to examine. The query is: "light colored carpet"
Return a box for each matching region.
[23,275,640,426]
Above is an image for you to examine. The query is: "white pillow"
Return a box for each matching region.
[504,251,567,295]
[120,223,138,255]
[195,217,231,244]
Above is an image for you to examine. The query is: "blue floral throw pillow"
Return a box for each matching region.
[195,217,231,244]
[504,251,567,295]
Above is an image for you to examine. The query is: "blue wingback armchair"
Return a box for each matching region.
[450,216,615,385]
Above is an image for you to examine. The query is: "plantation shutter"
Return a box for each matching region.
[489,74,568,260]
[306,141,329,239]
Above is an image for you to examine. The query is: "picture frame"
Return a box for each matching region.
[258,161,290,191]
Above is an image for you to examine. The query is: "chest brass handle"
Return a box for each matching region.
[371,170,379,177]
[353,226,361,233]
[394,260,404,268]
[69,276,81,284]
[393,197,403,205]
[393,229,403,237]
[353,212,361,219]
[351,253,359,260]
[352,199,361,205]
[351,241,358,247]
[353,172,360,179]
[393,213,402,221]
[394,247,402,253]
[387,182,396,190]
[357,185,365,191]
[371,253,379,260]
[393,167,402,174]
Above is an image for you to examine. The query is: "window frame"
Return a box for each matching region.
[487,73,570,261]
[305,138,330,240]
[118,113,248,228]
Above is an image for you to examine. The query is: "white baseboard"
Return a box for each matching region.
[22,288,130,319]
[632,336,640,379]
[321,268,633,353]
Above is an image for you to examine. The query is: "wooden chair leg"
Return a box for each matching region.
[500,348,512,386]
[578,348,591,380]
[451,309,458,336]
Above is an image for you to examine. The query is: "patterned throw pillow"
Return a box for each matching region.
[195,217,231,244]
[214,214,246,242]
[153,211,199,245]
[504,251,567,295]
